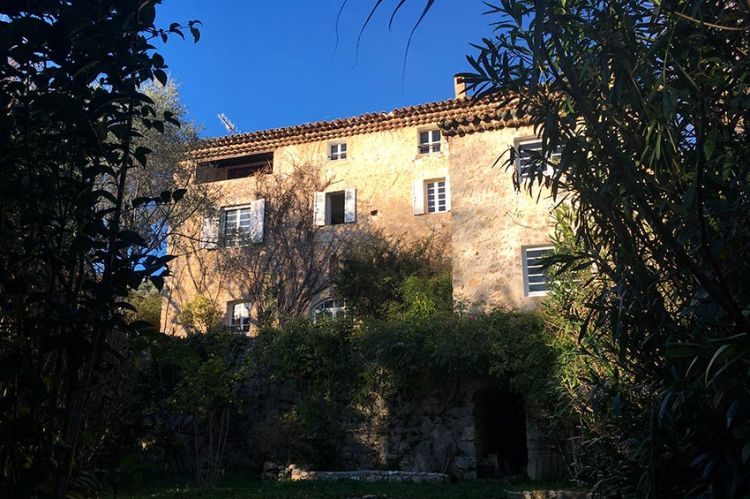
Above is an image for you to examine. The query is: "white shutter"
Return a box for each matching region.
[200,212,220,249]
[251,198,266,243]
[313,192,326,226]
[344,188,356,224]
[412,179,425,215]
[444,175,452,212]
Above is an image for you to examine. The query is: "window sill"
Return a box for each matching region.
[415,152,445,161]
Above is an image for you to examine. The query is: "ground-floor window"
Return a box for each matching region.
[523,245,554,296]
[229,301,252,333]
[313,298,345,321]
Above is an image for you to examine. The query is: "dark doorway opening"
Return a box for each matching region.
[473,385,527,478]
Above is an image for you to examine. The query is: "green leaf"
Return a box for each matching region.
[705,343,733,382]
[172,188,187,202]
[153,69,168,87]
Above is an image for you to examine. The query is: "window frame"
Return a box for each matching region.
[314,189,356,226]
[222,204,254,247]
[514,138,561,181]
[228,301,252,333]
[425,178,449,214]
[312,298,346,322]
[215,151,273,181]
[325,191,346,225]
[329,142,348,161]
[522,245,554,297]
[418,128,442,154]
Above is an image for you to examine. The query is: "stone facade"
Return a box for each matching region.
[447,128,555,310]
[160,81,560,480]
[161,124,455,337]
[161,92,554,334]
[234,371,562,481]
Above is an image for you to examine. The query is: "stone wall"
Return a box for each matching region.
[160,113,556,335]
[232,371,560,482]
[447,128,555,311]
[161,123,454,337]
[338,388,478,480]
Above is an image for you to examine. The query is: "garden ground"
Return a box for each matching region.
[120,472,580,498]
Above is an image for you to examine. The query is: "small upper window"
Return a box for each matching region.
[523,246,554,296]
[229,301,251,333]
[419,129,441,154]
[329,142,347,161]
[516,140,561,180]
[313,298,346,322]
[426,179,448,213]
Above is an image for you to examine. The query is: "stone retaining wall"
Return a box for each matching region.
[238,374,562,482]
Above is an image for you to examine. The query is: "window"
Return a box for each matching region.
[329,142,347,161]
[426,179,448,213]
[229,302,251,333]
[412,177,451,215]
[523,246,554,296]
[313,298,346,321]
[515,140,561,180]
[214,152,273,180]
[419,129,441,154]
[223,206,254,246]
[207,199,265,248]
[313,189,356,226]
[327,191,346,225]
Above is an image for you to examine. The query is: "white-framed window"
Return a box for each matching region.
[329,142,347,161]
[523,246,554,296]
[229,301,252,333]
[412,177,451,215]
[199,199,265,249]
[223,205,254,247]
[418,129,441,154]
[313,298,346,322]
[426,179,448,213]
[313,189,356,226]
[515,139,561,180]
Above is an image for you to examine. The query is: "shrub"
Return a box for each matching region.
[177,295,223,334]
[334,234,450,319]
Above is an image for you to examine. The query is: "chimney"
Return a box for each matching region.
[453,74,466,99]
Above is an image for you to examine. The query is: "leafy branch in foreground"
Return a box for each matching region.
[0,1,199,496]
[459,1,750,496]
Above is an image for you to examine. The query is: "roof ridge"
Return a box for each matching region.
[200,96,470,144]
[191,93,522,162]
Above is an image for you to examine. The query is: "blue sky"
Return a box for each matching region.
[155,1,492,138]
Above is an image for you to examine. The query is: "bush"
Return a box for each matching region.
[334,234,450,319]
[254,309,552,468]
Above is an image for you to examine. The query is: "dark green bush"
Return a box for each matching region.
[333,234,450,319]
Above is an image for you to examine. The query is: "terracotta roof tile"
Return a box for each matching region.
[191,95,527,162]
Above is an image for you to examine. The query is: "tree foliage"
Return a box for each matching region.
[458,1,750,496]
[0,1,198,495]
[124,80,210,254]
[257,236,554,468]
[333,235,450,319]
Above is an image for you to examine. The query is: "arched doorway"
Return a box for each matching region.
[473,385,527,478]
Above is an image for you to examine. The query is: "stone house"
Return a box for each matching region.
[160,77,560,479]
